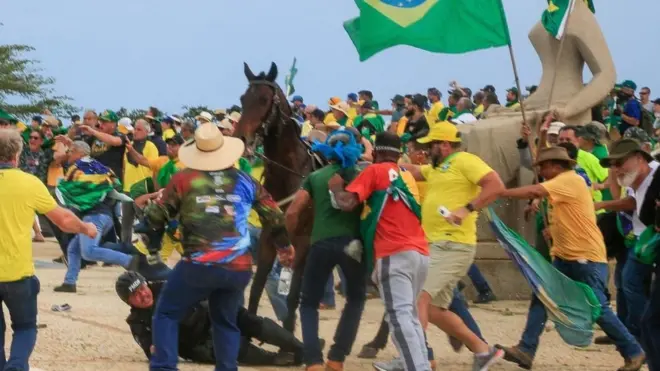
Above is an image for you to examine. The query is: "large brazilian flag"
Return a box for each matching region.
[344,0,511,61]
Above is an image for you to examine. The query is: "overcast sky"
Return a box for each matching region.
[2,0,658,115]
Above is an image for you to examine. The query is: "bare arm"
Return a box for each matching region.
[83,127,123,146]
[360,138,374,162]
[471,171,506,209]
[284,190,310,236]
[594,196,636,212]
[399,163,425,181]
[501,183,549,200]
[45,207,94,235]
[621,113,640,127]
[330,189,361,212]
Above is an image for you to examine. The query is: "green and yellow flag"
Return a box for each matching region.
[344,0,511,61]
[542,0,595,40]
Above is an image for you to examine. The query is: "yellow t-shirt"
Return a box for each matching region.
[421,152,493,245]
[473,104,484,117]
[416,181,427,203]
[541,171,607,263]
[396,116,409,137]
[0,169,57,281]
[426,101,445,125]
[347,107,358,120]
[123,141,159,192]
[324,112,336,124]
[46,141,66,187]
[301,121,313,137]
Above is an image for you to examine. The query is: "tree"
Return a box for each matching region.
[181,105,212,119]
[116,107,148,121]
[0,43,79,120]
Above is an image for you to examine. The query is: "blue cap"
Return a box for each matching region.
[291,95,304,103]
[347,93,358,102]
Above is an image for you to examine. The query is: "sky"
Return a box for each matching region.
[2,0,659,116]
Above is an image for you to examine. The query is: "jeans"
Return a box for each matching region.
[64,213,133,285]
[614,248,629,326]
[641,260,660,371]
[265,260,289,322]
[121,201,137,244]
[0,276,40,371]
[621,247,653,338]
[451,288,484,341]
[300,236,367,365]
[323,273,336,307]
[150,261,252,371]
[467,264,492,295]
[519,258,642,359]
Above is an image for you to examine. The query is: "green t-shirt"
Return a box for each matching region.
[590,144,608,160]
[302,164,361,244]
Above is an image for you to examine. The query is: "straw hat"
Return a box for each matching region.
[217,118,233,130]
[226,111,241,123]
[195,111,214,123]
[178,122,245,171]
[325,121,342,129]
[42,115,60,128]
[533,147,576,166]
[330,102,350,115]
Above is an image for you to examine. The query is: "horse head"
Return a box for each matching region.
[236,62,292,144]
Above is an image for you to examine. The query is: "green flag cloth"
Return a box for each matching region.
[344,0,510,61]
[354,113,386,141]
[542,0,595,40]
[156,160,179,188]
[56,158,123,212]
[634,226,660,265]
[129,177,155,199]
[284,58,298,97]
[0,109,18,122]
[485,207,601,347]
[360,169,421,273]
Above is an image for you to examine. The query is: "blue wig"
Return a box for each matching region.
[312,129,363,169]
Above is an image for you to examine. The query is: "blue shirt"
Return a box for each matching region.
[620,99,642,134]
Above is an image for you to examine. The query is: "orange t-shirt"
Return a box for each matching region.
[346,162,429,259]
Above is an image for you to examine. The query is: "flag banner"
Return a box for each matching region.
[344,0,510,61]
[484,207,601,347]
[284,57,298,97]
[542,0,595,40]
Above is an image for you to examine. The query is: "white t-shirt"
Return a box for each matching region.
[454,112,478,125]
[628,161,659,236]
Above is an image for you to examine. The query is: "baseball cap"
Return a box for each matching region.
[482,85,496,94]
[417,122,461,144]
[507,87,519,95]
[653,98,660,105]
[290,95,304,103]
[99,109,119,123]
[165,133,185,145]
[347,93,358,102]
[547,121,566,135]
[621,80,637,91]
[118,117,134,133]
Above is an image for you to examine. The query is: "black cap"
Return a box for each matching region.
[361,101,374,110]
[32,116,42,123]
[391,94,405,105]
[653,98,660,105]
[165,133,185,145]
[482,85,496,94]
[427,88,441,98]
[116,271,147,304]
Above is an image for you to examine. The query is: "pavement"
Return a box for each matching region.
[8,240,644,371]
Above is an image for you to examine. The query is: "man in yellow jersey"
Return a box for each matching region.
[329,102,353,128]
[0,129,97,370]
[505,87,521,110]
[426,88,444,126]
[402,122,506,369]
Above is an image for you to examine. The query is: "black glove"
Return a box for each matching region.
[134,219,165,264]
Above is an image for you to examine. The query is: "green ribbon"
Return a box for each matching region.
[157,160,178,188]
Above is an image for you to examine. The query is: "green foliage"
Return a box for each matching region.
[181,105,212,119]
[0,43,80,120]
[116,107,148,121]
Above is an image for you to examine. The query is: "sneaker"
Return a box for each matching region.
[472,347,504,371]
[473,291,497,304]
[357,345,381,359]
[373,358,404,371]
[594,335,615,345]
[53,283,76,293]
[617,353,646,371]
[495,344,533,370]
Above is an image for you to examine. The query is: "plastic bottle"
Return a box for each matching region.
[278,267,293,295]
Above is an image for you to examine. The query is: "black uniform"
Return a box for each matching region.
[125,282,303,366]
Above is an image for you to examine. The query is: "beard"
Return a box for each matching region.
[617,169,639,187]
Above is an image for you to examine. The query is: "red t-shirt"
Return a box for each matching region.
[346,162,429,260]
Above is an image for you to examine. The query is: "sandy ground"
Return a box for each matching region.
[8,240,644,371]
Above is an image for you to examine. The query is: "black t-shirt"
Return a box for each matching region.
[150,136,167,157]
[87,133,127,178]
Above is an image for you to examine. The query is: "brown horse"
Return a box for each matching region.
[235,62,319,334]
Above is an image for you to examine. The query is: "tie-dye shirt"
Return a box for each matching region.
[147,167,290,271]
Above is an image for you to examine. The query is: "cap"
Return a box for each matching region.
[623,127,652,144]
[417,122,461,144]
[290,95,304,103]
[118,117,134,132]
[482,85,496,94]
[99,109,119,123]
[653,98,660,105]
[347,93,358,102]
[576,123,601,144]
[32,115,43,124]
[391,94,405,105]
[547,121,566,135]
[621,80,637,91]
[507,87,519,95]
[165,133,185,145]
[328,96,342,106]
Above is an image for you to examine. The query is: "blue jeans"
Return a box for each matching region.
[451,288,484,341]
[614,248,629,326]
[265,260,289,322]
[641,260,660,371]
[64,213,133,285]
[323,273,336,307]
[300,236,367,365]
[0,276,40,371]
[519,258,642,359]
[621,247,653,338]
[467,264,492,295]
[150,260,252,371]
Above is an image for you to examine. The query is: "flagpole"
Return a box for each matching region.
[546,0,575,109]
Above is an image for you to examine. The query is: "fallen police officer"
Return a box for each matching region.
[115,271,304,366]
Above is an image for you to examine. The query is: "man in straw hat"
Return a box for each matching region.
[143,122,295,371]
[496,146,645,371]
[398,122,505,370]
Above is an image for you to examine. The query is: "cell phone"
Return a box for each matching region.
[438,206,451,218]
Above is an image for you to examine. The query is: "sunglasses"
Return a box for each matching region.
[29,136,41,140]
[640,91,650,95]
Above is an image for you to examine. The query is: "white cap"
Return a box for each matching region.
[118,117,134,131]
[547,121,566,135]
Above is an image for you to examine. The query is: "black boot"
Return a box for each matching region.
[238,339,278,366]
[255,317,304,364]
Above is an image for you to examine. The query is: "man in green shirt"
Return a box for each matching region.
[577,123,609,160]
[284,130,366,371]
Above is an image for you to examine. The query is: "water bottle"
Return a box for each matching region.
[277,267,293,296]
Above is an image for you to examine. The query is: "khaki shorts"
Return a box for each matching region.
[422,240,475,309]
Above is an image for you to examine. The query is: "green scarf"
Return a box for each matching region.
[157,159,179,188]
[238,157,252,174]
[506,100,519,108]
[360,168,421,273]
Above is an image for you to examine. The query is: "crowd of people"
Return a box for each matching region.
[0,77,659,371]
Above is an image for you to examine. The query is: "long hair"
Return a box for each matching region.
[312,130,363,169]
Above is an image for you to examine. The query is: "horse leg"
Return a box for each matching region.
[248,232,276,315]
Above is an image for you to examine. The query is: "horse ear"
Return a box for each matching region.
[266,62,278,82]
[244,62,256,81]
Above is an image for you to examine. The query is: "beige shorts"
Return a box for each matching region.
[422,240,475,309]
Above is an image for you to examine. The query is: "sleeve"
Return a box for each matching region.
[145,142,159,161]
[624,100,642,120]
[251,179,291,249]
[410,117,430,140]
[345,165,377,202]
[400,170,420,204]
[31,177,58,215]
[460,154,494,185]
[420,164,432,181]
[127,319,153,360]
[301,175,313,195]
[146,173,182,228]
[540,175,572,203]
[518,147,533,170]
[117,133,128,147]
[148,157,162,173]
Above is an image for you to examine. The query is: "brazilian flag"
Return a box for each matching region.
[56,158,123,212]
[344,0,511,61]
